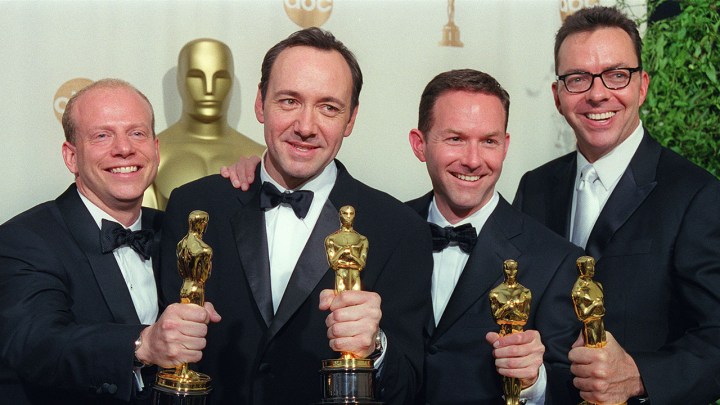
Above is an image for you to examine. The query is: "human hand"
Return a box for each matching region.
[220,155,261,191]
[135,302,221,368]
[485,329,545,388]
[569,331,645,403]
[319,289,381,358]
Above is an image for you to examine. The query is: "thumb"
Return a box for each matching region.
[571,331,585,348]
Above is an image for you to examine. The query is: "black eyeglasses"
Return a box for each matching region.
[557,67,642,93]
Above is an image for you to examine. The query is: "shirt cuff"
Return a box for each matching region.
[519,363,546,405]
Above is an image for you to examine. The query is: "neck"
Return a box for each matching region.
[178,114,231,139]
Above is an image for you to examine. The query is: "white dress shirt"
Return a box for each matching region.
[570,122,645,243]
[78,191,158,324]
[259,160,337,313]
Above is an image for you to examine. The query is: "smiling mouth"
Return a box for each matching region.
[453,173,480,182]
[586,111,616,121]
[290,142,317,152]
[110,166,138,174]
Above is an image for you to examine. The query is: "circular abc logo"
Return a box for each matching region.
[560,0,599,22]
[53,78,94,123]
[284,0,333,28]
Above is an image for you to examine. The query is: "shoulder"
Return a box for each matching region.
[655,145,719,193]
[496,199,582,257]
[522,151,575,180]
[333,174,427,233]
[0,200,60,238]
[166,174,253,215]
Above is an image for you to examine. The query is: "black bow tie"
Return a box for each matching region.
[259,182,314,219]
[100,219,153,260]
[429,222,477,254]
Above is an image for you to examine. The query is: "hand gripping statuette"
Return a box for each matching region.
[572,256,626,405]
[153,210,213,405]
[318,206,382,404]
[489,259,531,405]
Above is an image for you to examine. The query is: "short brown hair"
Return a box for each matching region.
[258,27,363,112]
[418,69,510,134]
[555,6,643,73]
[62,78,155,144]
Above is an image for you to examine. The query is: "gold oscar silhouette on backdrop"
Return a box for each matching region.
[153,210,213,405]
[571,256,626,405]
[439,0,463,47]
[144,38,265,209]
[319,206,381,404]
[489,260,531,405]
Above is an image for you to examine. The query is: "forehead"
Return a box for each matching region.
[432,90,506,130]
[268,46,353,101]
[73,87,152,130]
[181,42,232,73]
[557,27,638,72]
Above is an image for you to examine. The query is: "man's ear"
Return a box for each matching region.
[342,105,360,137]
[408,129,427,162]
[254,87,265,124]
[61,141,79,177]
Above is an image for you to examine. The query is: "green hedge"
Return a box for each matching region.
[641,0,720,178]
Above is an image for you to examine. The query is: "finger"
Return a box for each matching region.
[485,331,500,346]
[203,301,222,322]
[328,290,380,311]
[571,331,585,348]
[220,166,230,178]
[319,289,336,310]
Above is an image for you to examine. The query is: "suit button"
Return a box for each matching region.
[106,384,118,394]
[258,363,271,373]
[428,345,439,354]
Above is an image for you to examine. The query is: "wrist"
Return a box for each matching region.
[133,329,151,368]
[368,328,385,360]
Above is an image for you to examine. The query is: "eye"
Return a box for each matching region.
[319,104,341,117]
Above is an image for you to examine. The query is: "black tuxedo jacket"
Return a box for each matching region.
[160,161,433,405]
[406,194,583,405]
[0,184,163,404]
[514,131,720,404]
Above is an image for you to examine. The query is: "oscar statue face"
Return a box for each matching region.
[178,39,234,123]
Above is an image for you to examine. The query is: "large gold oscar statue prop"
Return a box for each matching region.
[571,256,626,405]
[144,38,264,210]
[318,206,382,404]
[489,260,531,405]
[153,211,213,405]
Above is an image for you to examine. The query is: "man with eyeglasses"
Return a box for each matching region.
[513,6,720,405]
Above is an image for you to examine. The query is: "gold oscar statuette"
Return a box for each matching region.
[439,0,463,47]
[318,206,382,405]
[571,256,626,405]
[152,210,213,405]
[489,260,531,405]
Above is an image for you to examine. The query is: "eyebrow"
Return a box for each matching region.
[274,90,347,109]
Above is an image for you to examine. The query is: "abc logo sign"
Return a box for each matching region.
[284,0,333,28]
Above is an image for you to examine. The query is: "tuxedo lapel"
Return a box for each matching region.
[549,155,577,238]
[55,185,140,324]
[268,198,338,339]
[432,198,521,342]
[586,132,659,259]
[231,186,274,328]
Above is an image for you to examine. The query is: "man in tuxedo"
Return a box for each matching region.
[160,28,433,404]
[513,6,720,404]
[405,69,583,404]
[0,79,220,404]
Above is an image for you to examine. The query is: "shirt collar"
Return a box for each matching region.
[77,190,142,231]
[259,156,338,195]
[428,191,499,232]
[576,121,644,191]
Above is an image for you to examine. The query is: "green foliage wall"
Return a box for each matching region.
[641,0,720,178]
